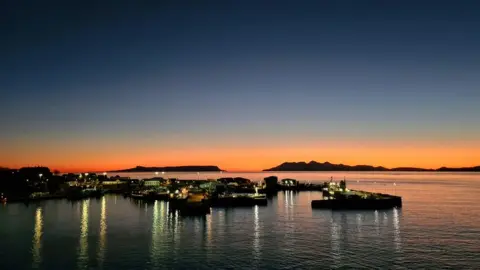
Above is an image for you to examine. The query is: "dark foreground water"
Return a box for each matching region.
[1,172,480,269]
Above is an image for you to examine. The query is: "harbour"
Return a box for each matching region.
[1,171,480,269]
[1,168,402,215]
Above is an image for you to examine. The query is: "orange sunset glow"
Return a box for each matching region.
[3,139,479,172]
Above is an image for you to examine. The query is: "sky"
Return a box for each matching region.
[1,1,480,172]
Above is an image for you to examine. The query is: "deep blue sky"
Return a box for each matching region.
[2,1,480,170]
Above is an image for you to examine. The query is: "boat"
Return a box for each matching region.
[152,187,170,201]
[212,192,267,207]
[169,188,211,215]
[66,187,104,200]
[129,190,158,202]
[28,192,55,201]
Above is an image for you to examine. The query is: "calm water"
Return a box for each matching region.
[1,172,480,269]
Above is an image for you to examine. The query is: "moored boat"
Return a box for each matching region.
[212,192,267,207]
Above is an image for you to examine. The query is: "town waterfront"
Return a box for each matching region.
[1,172,479,269]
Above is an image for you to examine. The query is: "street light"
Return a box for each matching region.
[155,172,159,176]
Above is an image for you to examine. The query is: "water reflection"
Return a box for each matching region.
[253,205,260,261]
[330,214,341,267]
[217,209,225,242]
[150,201,160,268]
[150,201,167,267]
[393,208,402,252]
[32,207,43,269]
[97,197,107,267]
[78,199,90,270]
[206,210,212,245]
[284,191,295,220]
[356,213,363,236]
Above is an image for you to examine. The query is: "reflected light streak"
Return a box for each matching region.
[356,213,363,236]
[290,190,294,208]
[217,210,225,242]
[150,201,160,268]
[160,201,165,231]
[284,191,294,220]
[330,216,341,267]
[206,210,212,245]
[32,207,43,269]
[253,205,260,260]
[173,208,180,256]
[374,210,380,236]
[98,197,107,267]
[78,199,90,269]
[393,208,402,253]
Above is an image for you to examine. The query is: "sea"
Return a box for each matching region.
[1,172,479,269]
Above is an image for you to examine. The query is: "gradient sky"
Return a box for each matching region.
[2,1,480,172]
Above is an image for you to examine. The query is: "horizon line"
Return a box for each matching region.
[3,160,479,173]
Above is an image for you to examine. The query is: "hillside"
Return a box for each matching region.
[263,161,480,172]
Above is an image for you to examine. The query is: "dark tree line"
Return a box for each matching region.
[0,167,65,196]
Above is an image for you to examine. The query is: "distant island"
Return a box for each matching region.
[263,161,480,172]
[110,165,224,173]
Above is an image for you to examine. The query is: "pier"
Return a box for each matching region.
[1,167,402,213]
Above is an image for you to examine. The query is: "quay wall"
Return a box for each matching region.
[311,196,402,210]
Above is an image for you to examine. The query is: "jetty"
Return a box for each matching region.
[311,179,402,210]
[1,166,402,212]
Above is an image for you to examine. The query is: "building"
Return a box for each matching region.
[264,176,278,190]
[281,178,298,187]
[143,178,166,187]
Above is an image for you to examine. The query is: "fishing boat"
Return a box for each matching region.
[66,187,104,200]
[152,187,170,201]
[169,187,210,215]
[212,192,267,207]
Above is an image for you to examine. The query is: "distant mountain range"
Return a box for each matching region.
[110,165,224,173]
[263,161,480,172]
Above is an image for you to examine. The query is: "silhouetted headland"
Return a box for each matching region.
[264,161,480,172]
[110,165,224,173]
